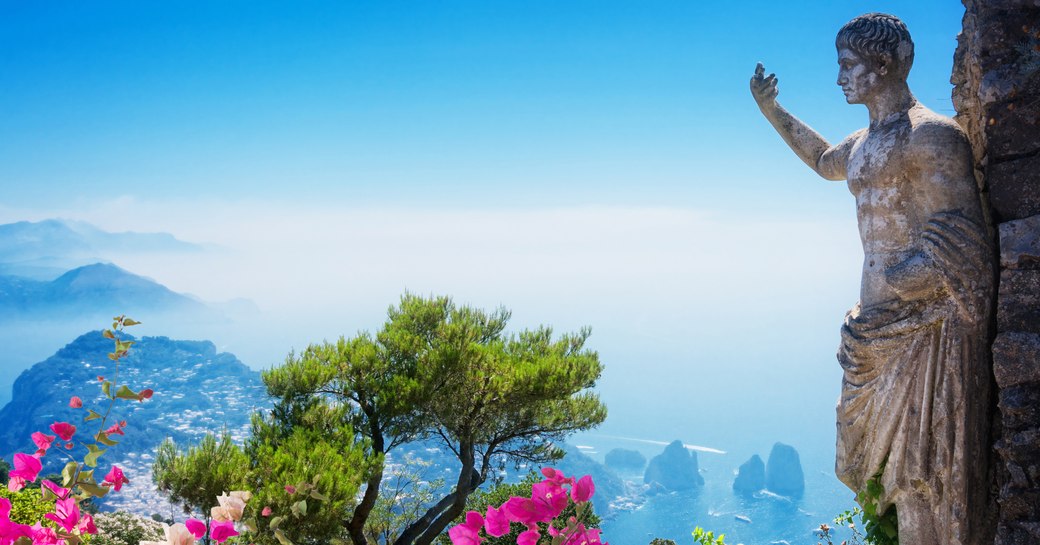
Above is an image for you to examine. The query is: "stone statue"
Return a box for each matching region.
[750,13,994,545]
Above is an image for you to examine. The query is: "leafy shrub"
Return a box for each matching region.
[91,511,165,545]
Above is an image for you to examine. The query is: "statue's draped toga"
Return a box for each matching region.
[836,211,993,545]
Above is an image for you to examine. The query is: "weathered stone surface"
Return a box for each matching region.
[997,270,1040,333]
[764,443,804,498]
[732,454,766,495]
[993,333,1040,388]
[997,384,1040,430]
[1000,215,1040,269]
[989,154,1040,222]
[643,440,703,491]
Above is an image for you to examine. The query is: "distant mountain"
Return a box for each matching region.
[0,330,270,515]
[0,263,208,320]
[0,219,203,280]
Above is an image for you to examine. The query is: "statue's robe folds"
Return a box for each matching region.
[836,211,993,545]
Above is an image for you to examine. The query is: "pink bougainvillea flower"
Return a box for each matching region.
[49,422,76,442]
[119,420,127,428]
[502,496,552,526]
[447,511,484,545]
[185,518,207,539]
[102,465,129,491]
[572,475,595,503]
[5,477,25,493]
[31,432,56,453]
[8,453,42,486]
[68,396,83,409]
[41,480,70,500]
[517,529,540,545]
[28,523,58,545]
[540,467,574,486]
[261,506,272,517]
[44,497,80,533]
[530,481,568,519]
[64,442,74,450]
[103,423,125,436]
[211,505,231,523]
[96,375,104,382]
[284,484,297,494]
[484,505,510,537]
[138,388,154,401]
[209,520,239,543]
[0,498,31,545]
[77,512,97,535]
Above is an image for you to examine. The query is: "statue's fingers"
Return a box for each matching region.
[755,62,765,76]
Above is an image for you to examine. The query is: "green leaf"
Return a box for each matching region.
[61,461,79,487]
[95,432,118,446]
[102,381,112,398]
[274,529,294,545]
[123,318,141,326]
[269,516,284,531]
[308,489,328,501]
[290,499,307,517]
[84,444,106,467]
[107,353,118,361]
[114,385,140,400]
[84,409,102,422]
[102,330,115,339]
[78,481,111,498]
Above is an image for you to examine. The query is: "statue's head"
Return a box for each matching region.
[835,13,914,104]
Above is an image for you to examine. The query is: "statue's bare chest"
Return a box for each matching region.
[846,121,917,249]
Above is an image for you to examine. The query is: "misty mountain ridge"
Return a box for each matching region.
[0,329,270,515]
[0,262,209,319]
[0,219,204,280]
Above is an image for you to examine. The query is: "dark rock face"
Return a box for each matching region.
[764,443,804,498]
[604,448,646,470]
[643,440,703,491]
[733,454,766,495]
[955,2,1040,543]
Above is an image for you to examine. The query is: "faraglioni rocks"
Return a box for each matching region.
[733,454,766,495]
[643,440,703,491]
[605,448,646,470]
[764,442,804,498]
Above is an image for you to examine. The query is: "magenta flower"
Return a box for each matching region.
[185,518,207,539]
[502,496,552,526]
[517,529,540,545]
[261,506,273,517]
[69,396,83,409]
[572,475,595,503]
[41,480,70,500]
[0,498,31,545]
[102,465,129,491]
[530,481,568,519]
[284,484,296,494]
[28,523,58,545]
[448,511,484,545]
[8,453,42,490]
[44,498,80,533]
[484,505,510,537]
[138,388,154,401]
[31,432,55,453]
[49,422,76,442]
[540,467,574,486]
[104,423,125,436]
[77,512,97,535]
[209,520,239,543]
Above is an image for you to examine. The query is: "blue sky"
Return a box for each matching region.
[0,1,969,466]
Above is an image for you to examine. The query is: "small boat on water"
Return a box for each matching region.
[734,515,752,524]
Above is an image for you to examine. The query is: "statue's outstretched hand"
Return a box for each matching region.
[750,62,779,109]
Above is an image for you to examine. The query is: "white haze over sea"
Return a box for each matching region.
[1,196,863,537]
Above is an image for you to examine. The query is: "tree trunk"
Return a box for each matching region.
[394,444,481,545]
[345,419,386,545]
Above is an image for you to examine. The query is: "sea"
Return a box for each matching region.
[567,434,859,545]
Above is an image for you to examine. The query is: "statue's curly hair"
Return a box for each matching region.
[836,13,914,78]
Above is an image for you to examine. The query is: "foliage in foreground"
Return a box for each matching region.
[152,431,250,524]
[256,293,607,545]
[90,511,165,545]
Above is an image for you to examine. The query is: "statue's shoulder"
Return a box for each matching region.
[907,104,969,148]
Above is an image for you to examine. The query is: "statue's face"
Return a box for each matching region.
[836,48,880,105]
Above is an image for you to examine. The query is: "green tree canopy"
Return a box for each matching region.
[261,293,607,545]
[152,431,249,527]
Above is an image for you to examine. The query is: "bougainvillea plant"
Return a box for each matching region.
[448,468,607,545]
[2,316,152,545]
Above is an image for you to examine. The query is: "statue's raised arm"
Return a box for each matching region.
[750,62,851,181]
